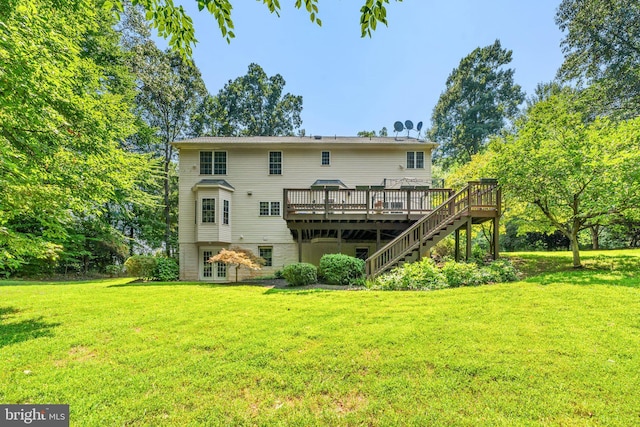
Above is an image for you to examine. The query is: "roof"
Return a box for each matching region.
[310,179,348,188]
[191,179,235,192]
[173,136,437,149]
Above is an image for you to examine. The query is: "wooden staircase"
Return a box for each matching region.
[365,181,501,277]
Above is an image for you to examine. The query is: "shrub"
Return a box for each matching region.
[487,259,519,282]
[124,255,157,280]
[318,253,365,286]
[282,263,317,286]
[367,257,447,291]
[432,237,455,260]
[154,257,179,281]
[368,258,519,291]
[105,264,124,278]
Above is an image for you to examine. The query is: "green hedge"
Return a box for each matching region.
[124,255,179,281]
[318,253,365,286]
[282,263,317,286]
[367,258,519,291]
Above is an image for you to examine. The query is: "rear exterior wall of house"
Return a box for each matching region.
[174,137,435,282]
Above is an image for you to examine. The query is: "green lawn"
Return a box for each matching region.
[2,250,640,426]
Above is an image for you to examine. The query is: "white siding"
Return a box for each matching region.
[177,138,434,281]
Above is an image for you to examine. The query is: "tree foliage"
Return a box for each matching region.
[190,63,302,137]
[106,0,403,58]
[123,6,208,256]
[209,248,263,282]
[429,40,524,168]
[556,0,640,117]
[0,0,154,274]
[491,91,640,267]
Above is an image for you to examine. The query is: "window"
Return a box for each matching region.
[223,200,230,225]
[259,201,280,216]
[269,151,282,175]
[355,247,369,260]
[406,151,425,169]
[203,251,213,278]
[259,246,273,267]
[217,262,227,278]
[202,198,216,223]
[214,151,227,175]
[321,151,330,166]
[200,151,226,175]
[200,152,212,174]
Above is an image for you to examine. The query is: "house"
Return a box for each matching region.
[173,136,449,282]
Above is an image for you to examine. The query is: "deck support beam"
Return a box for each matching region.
[466,217,472,260]
[493,216,499,260]
[297,231,302,262]
[455,228,460,262]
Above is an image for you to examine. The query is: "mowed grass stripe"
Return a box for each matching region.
[1,250,639,425]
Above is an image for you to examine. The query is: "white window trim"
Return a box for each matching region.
[406,151,425,169]
[201,198,216,224]
[268,151,283,175]
[259,201,281,217]
[321,150,331,166]
[213,151,228,175]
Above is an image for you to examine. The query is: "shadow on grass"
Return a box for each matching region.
[0,307,60,348]
[106,281,270,289]
[263,288,332,295]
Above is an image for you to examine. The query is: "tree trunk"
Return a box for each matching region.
[590,225,600,250]
[570,230,582,268]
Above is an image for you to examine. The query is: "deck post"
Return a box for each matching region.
[337,225,342,253]
[324,189,329,219]
[297,231,302,262]
[376,224,381,251]
[493,216,499,260]
[455,228,460,262]
[466,217,472,260]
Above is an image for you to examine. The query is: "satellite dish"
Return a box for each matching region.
[393,121,404,132]
[405,120,414,130]
[416,121,423,132]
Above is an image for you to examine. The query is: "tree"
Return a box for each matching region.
[0,0,153,274]
[107,0,404,58]
[209,248,263,282]
[190,63,302,137]
[125,13,208,256]
[556,0,640,118]
[492,91,640,267]
[429,40,525,169]
[357,130,376,137]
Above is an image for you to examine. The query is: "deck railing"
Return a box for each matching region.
[283,187,453,219]
[365,181,500,277]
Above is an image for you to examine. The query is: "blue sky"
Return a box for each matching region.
[159,1,565,136]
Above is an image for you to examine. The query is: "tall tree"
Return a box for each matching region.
[492,91,640,267]
[190,63,302,137]
[123,8,208,257]
[0,0,153,274]
[107,0,404,58]
[429,40,524,168]
[556,0,640,118]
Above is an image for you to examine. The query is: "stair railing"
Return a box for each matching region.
[365,181,499,277]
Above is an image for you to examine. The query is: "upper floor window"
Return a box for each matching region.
[406,151,425,169]
[200,152,212,174]
[223,200,230,225]
[269,151,282,175]
[321,151,330,166]
[214,152,227,175]
[200,151,226,175]
[202,198,216,223]
[259,201,280,216]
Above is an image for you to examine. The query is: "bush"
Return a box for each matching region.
[487,259,519,282]
[318,253,365,286]
[105,264,124,277]
[282,263,317,286]
[124,255,157,280]
[432,237,455,260]
[154,257,179,281]
[367,257,447,290]
[368,258,519,291]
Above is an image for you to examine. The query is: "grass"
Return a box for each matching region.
[1,249,640,425]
